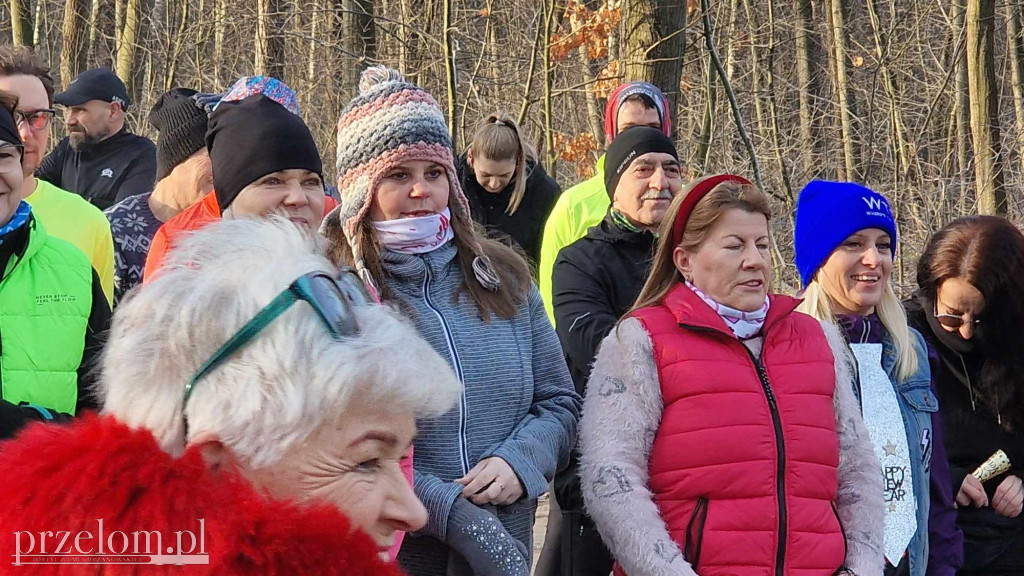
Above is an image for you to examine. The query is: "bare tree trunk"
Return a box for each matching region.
[516,9,542,125]
[866,0,914,182]
[542,0,556,171]
[306,0,319,84]
[826,0,857,181]
[341,0,376,95]
[255,0,286,80]
[442,0,457,143]
[1006,0,1024,180]
[32,0,44,48]
[11,0,33,46]
[966,0,1006,214]
[620,0,686,137]
[88,0,101,63]
[571,7,604,144]
[396,0,411,72]
[765,0,793,200]
[61,0,89,85]
[115,0,140,94]
[164,0,189,90]
[699,0,767,195]
[695,55,715,169]
[213,0,225,87]
[794,0,817,174]
[742,0,766,142]
[953,0,971,182]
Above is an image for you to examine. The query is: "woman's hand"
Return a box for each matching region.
[992,475,1024,518]
[455,457,524,505]
[956,474,989,508]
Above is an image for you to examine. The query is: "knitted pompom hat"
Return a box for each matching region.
[322,65,500,295]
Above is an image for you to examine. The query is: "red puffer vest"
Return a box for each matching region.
[630,283,844,576]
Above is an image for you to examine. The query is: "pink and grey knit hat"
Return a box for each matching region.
[322,66,499,293]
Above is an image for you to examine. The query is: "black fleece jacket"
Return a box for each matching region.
[37,127,156,210]
[551,213,656,394]
[906,299,1024,571]
[456,153,561,266]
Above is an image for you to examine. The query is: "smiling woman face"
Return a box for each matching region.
[817,228,894,316]
[226,169,325,231]
[369,160,451,221]
[240,401,427,553]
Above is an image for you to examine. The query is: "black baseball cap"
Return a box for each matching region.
[54,68,131,110]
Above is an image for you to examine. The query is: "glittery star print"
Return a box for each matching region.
[883,441,897,457]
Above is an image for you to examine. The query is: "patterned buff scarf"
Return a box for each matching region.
[610,208,643,234]
[373,208,455,254]
[686,280,770,339]
[0,201,31,245]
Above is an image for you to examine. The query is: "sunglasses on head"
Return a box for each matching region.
[182,269,372,425]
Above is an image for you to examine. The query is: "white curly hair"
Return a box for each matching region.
[100,216,462,468]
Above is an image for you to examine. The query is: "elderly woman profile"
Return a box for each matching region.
[0,217,462,574]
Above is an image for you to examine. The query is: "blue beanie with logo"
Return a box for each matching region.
[794,180,898,288]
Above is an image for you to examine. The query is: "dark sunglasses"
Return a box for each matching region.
[183,269,372,414]
[15,109,55,131]
[933,305,982,330]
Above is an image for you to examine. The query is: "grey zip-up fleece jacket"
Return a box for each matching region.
[382,242,581,575]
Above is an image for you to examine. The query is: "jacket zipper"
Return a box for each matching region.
[744,347,788,576]
[685,496,710,569]
[420,259,471,474]
[682,323,787,576]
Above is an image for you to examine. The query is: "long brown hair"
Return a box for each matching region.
[631,178,771,313]
[468,113,537,215]
[916,215,1024,426]
[327,207,532,322]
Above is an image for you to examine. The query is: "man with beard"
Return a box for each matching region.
[36,68,155,210]
[0,47,115,305]
[546,126,683,576]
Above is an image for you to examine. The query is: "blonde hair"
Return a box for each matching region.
[797,279,918,381]
[468,113,538,215]
[153,150,213,211]
[631,178,771,312]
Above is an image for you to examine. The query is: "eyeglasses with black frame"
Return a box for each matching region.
[181,269,373,435]
[15,109,55,131]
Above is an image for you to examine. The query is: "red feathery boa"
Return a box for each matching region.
[0,414,403,575]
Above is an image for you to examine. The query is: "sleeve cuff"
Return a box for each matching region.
[488,444,549,500]
[413,473,464,540]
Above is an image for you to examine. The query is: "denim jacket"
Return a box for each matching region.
[840,314,937,576]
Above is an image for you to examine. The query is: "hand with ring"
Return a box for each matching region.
[455,457,524,505]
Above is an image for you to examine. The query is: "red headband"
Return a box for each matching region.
[671,174,753,247]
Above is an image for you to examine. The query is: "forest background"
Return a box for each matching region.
[3,0,1022,290]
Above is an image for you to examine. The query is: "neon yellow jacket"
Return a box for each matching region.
[1,217,92,414]
[25,179,115,306]
[538,155,610,322]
